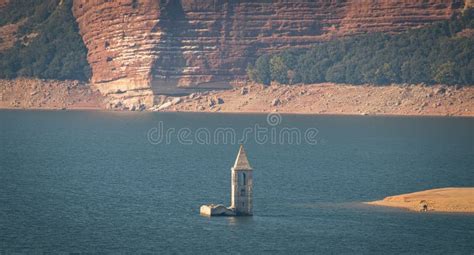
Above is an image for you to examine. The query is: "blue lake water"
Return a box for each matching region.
[1,110,473,254]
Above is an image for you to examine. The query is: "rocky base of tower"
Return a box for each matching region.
[200,204,236,217]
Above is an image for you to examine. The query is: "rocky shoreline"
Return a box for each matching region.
[1,79,473,117]
[0,79,104,110]
[152,83,474,117]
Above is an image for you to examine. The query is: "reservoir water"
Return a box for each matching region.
[1,110,473,253]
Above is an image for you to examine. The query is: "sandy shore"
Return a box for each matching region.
[365,187,474,213]
[2,79,473,116]
[158,83,474,117]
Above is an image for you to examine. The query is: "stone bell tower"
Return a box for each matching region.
[230,145,253,215]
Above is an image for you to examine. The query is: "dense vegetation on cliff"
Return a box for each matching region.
[0,0,90,81]
[248,9,474,86]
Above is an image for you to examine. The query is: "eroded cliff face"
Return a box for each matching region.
[72,0,466,108]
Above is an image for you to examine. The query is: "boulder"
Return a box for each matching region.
[208,97,224,106]
[148,105,159,111]
[157,101,173,110]
[208,97,216,107]
[171,97,182,105]
[435,86,446,95]
[271,98,281,106]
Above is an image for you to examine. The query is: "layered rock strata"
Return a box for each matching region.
[73,0,466,108]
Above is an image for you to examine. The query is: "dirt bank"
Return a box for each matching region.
[1,79,473,116]
[365,187,474,213]
[0,78,105,110]
[153,83,474,117]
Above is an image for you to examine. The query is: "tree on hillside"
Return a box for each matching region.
[247,9,474,86]
[434,62,458,84]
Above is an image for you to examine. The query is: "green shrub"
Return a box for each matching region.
[247,54,271,85]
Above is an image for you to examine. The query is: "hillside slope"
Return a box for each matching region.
[0,78,103,110]
[0,0,90,81]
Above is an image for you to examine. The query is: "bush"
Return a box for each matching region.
[247,54,271,85]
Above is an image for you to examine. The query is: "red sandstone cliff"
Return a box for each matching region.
[72,0,467,108]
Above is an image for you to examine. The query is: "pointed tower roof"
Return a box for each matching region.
[232,145,252,170]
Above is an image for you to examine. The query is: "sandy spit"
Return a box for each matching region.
[365,187,474,213]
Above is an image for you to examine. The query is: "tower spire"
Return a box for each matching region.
[233,144,252,170]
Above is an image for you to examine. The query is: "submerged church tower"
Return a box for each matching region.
[230,145,253,215]
[200,145,253,217]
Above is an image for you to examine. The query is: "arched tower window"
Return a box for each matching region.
[242,172,246,185]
